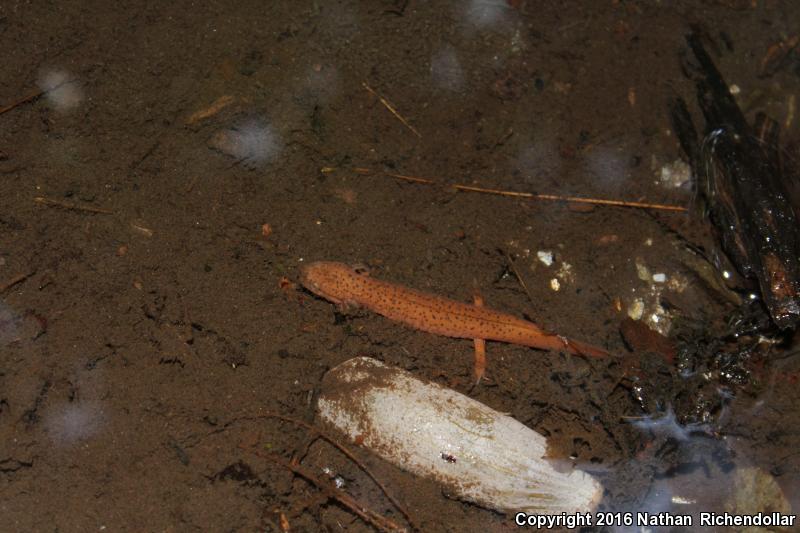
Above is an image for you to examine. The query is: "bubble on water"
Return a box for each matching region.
[627,407,712,441]
[0,301,19,346]
[209,119,281,165]
[301,63,340,103]
[317,2,359,38]
[607,481,675,533]
[463,0,510,28]
[516,139,561,185]
[603,447,732,531]
[37,70,82,111]
[44,402,103,446]
[431,46,465,92]
[583,146,629,193]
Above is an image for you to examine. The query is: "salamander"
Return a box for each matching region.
[300,261,608,358]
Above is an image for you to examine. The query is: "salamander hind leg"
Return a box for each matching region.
[472,290,487,384]
[335,299,362,313]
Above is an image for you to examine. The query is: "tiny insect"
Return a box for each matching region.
[440,452,457,463]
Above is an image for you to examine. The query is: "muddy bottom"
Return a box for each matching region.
[1,2,799,532]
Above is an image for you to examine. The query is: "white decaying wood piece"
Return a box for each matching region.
[317,357,603,514]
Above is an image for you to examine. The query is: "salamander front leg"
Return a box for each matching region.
[334,299,361,313]
[473,290,487,384]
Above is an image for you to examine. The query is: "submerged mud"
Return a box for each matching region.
[1,1,798,531]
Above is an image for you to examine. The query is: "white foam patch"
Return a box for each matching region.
[37,70,82,111]
[302,63,340,103]
[583,147,629,192]
[464,0,510,27]
[627,408,711,442]
[516,140,561,184]
[222,120,281,164]
[319,2,359,37]
[0,302,19,346]
[607,478,677,533]
[44,402,103,446]
[430,46,465,92]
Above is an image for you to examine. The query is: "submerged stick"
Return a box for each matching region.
[0,272,34,294]
[34,196,114,215]
[504,251,537,306]
[245,448,406,533]
[321,167,687,212]
[0,89,44,116]
[391,172,686,211]
[362,82,421,138]
[259,413,417,532]
[0,78,78,116]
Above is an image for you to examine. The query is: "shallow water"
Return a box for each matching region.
[1,1,798,531]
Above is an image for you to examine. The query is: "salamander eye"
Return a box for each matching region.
[352,263,371,276]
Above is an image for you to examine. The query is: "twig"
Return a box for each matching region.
[345,168,687,212]
[0,272,34,294]
[0,78,77,116]
[0,89,44,116]
[503,251,536,305]
[130,222,154,237]
[186,95,235,125]
[34,196,114,215]
[491,128,514,150]
[185,175,201,194]
[362,82,421,138]
[245,447,406,533]
[257,413,417,532]
[760,35,799,77]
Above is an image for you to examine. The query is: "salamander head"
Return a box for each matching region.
[299,261,356,305]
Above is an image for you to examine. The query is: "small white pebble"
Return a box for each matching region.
[550,278,560,291]
[646,304,672,335]
[652,273,666,283]
[644,238,653,246]
[658,159,692,188]
[729,84,741,95]
[667,276,689,292]
[557,262,574,282]
[537,250,554,266]
[628,299,645,320]
[635,258,651,281]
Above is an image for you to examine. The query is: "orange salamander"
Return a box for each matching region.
[300,261,609,358]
